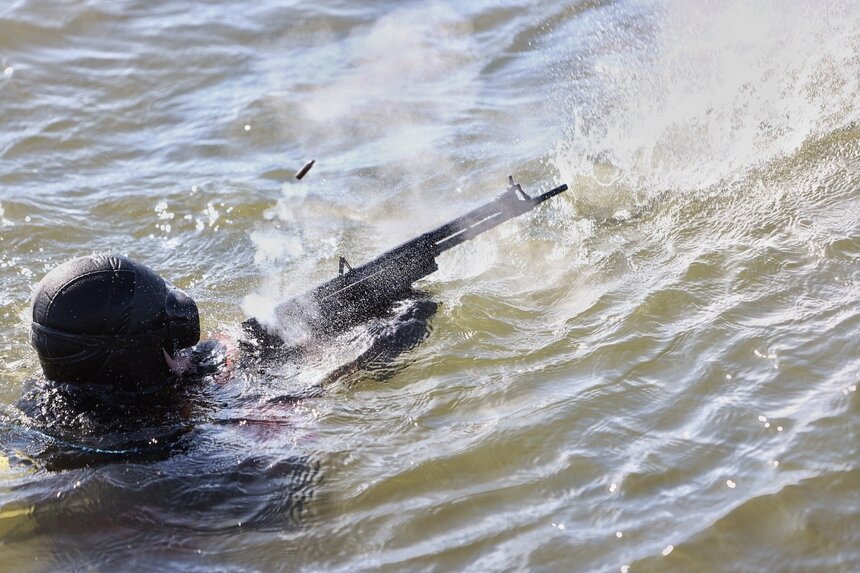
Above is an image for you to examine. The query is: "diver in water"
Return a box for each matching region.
[15,176,566,467]
[24,176,566,398]
[17,252,433,460]
[16,255,226,467]
[12,250,437,476]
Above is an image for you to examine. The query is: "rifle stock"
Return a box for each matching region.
[243,176,568,347]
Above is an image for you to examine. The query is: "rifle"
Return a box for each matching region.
[243,176,568,349]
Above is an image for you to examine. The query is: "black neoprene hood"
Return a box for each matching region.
[30,255,200,387]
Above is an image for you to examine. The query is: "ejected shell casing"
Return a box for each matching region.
[296,159,316,180]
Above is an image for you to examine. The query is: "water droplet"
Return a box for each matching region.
[558,523,565,530]
[758,415,768,422]
[777,426,783,432]
[244,124,251,131]
[726,480,736,489]
[609,483,618,493]
[662,544,674,556]
[849,385,857,392]
[621,566,629,573]
[725,374,732,379]
[3,66,13,77]
[772,460,779,467]
[616,531,623,538]
[764,422,771,428]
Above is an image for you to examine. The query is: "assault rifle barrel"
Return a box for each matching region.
[428,179,568,254]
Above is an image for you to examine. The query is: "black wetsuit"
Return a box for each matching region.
[13,339,227,470]
[1,293,434,558]
[13,290,437,465]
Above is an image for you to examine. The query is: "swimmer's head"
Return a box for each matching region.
[29,255,200,388]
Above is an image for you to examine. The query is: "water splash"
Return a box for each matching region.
[554,0,860,203]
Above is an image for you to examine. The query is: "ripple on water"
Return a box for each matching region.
[1,0,859,571]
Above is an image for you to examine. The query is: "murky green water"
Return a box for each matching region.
[1,0,859,571]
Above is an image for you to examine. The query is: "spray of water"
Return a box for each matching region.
[554,0,860,207]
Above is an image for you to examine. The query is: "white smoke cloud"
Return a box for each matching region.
[246,2,489,325]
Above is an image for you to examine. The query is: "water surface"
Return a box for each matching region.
[1,0,859,571]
